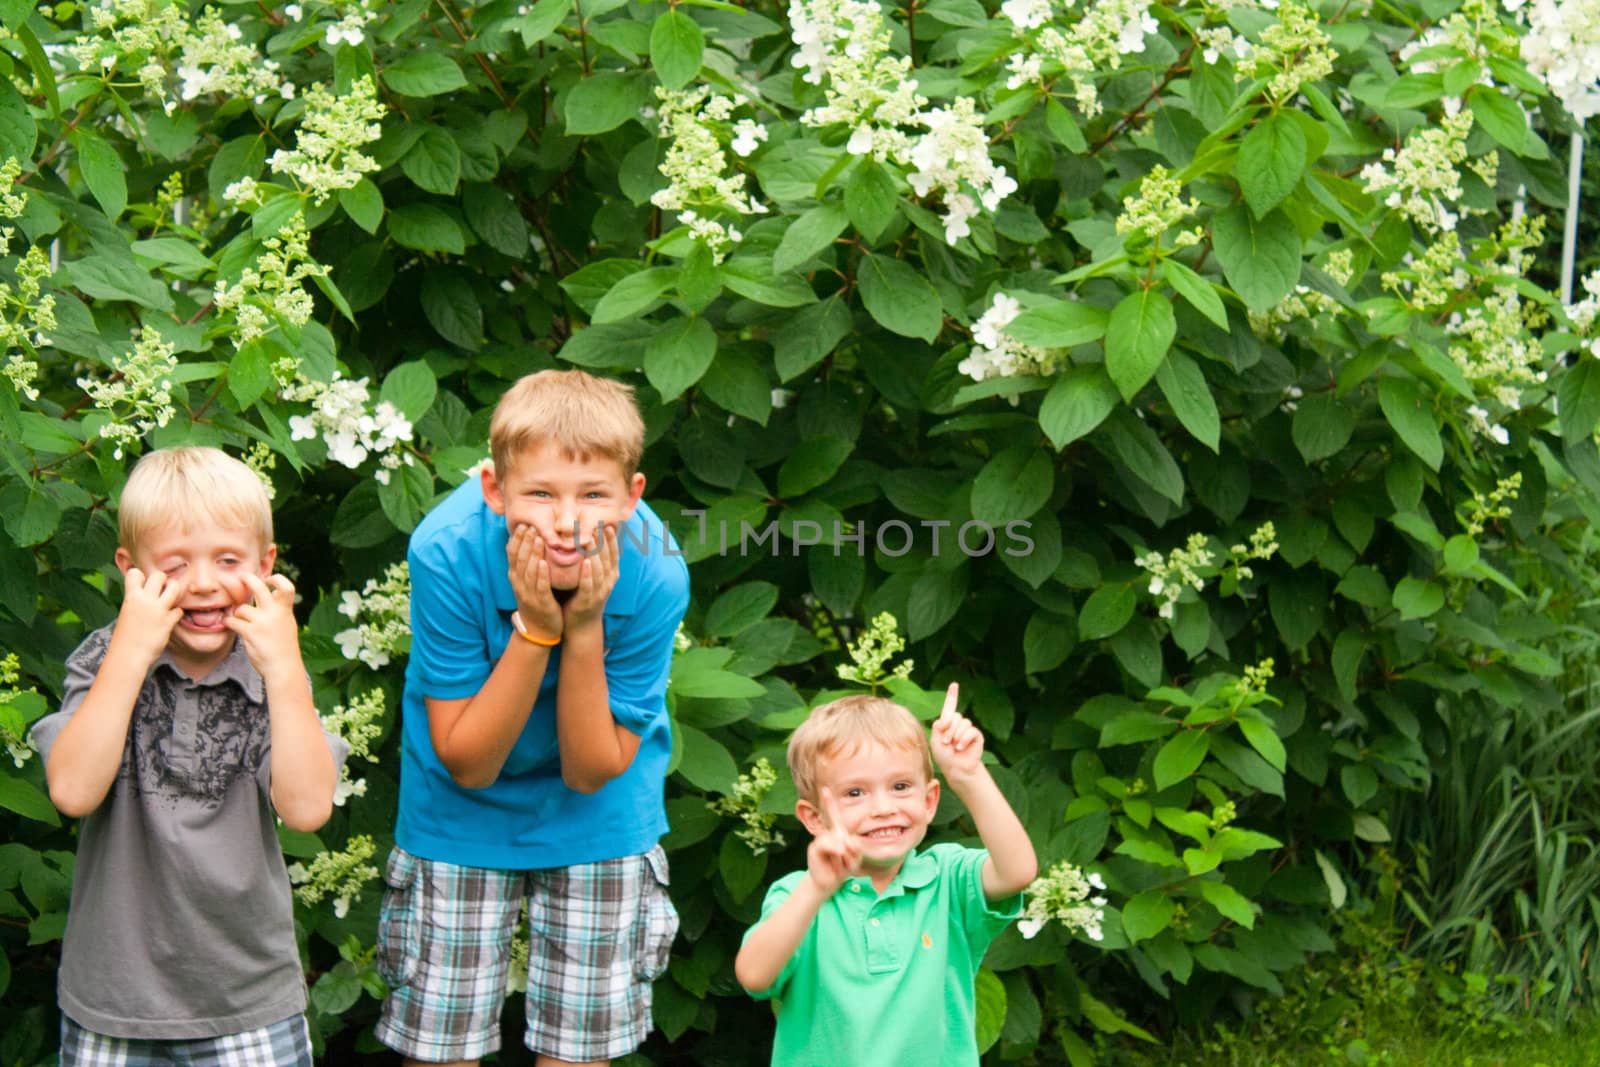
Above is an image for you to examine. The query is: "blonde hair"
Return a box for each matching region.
[489,370,644,480]
[118,446,273,552]
[787,695,933,802]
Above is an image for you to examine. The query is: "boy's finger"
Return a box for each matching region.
[268,573,296,601]
[820,786,844,828]
[937,681,960,723]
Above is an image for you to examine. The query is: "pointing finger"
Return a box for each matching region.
[938,681,960,724]
[820,785,844,830]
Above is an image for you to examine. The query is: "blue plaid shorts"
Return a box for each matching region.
[59,1014,311,1067]
[374,845,677,1063]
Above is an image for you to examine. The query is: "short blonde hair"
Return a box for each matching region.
[489,370,644,480]
[119,447,273,552]
[787,695,933,802]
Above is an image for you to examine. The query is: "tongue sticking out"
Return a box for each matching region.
[184,608,228,629]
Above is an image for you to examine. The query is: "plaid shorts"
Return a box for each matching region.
[374,844,678,1064]
[59,1014,311,1067]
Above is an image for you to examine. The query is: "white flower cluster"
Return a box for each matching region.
[1381,233,1471,310]
[268,77,386,204]
[1446,285,1546,406]
[1017,861,1106,940]
[1359,108,1475,234]
[176,10,291,107]
[1466,403,1511,445]
[284,372,416,481]
[651,87,769,264]
[1246,0,1338,103]
[789,0,1014,242]
[213,213,329,349]
[287,833,380,918]
[69,0,190,99]
[1249,248,1355,339]
[77,327,179,460]
[1115,165,1202,247]
[1518,0,1600,118]
[1399,0,1512,90]
[0,654,37,769]
[1004,0,1160,117]
[709,757,788,854]
[0,244,57,404]
[322,689,385,806]
[837,611,914,688]
[1227,522,1279,583]
[335,562,412,669]
[320,0,379,48]
[958,292,1066,382]
[243,441,278,501]
[1137,532,1215,620]
[1197,24,1253,66]
[1463,471,1520,537]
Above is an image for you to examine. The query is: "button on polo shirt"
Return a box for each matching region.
[748,843,1021,1067]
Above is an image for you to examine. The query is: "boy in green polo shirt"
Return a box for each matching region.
[735,683,1037,1065]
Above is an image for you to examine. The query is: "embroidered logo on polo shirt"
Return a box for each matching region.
[922,932,933,949]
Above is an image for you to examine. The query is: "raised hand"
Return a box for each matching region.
[508,523,563,642]
[224,573,304,678]
[805,786,862,896]
[563,520,619,631]
[113,566,186,667]
[930,681,985,784]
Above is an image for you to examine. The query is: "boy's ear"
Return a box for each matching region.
[481,462,507,516]
[259,543,278,576]
[114,546,134,576]
[620,471,646,522]
[796,797,826,836]
[924,777,940,819]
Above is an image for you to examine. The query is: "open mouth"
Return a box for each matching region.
[864,827,907,841]
[180,607,232,632]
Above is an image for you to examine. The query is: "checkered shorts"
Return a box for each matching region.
[374,845,678,1063]
[59,1014,311,1067]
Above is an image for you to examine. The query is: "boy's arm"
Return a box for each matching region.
[423,523,559,789]
[43,568,184,817]
[931,683,1038,901]
[226,573,338,832]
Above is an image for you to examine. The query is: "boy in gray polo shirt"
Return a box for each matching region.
[31,447,347,1066]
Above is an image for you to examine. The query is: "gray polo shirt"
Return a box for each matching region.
[31,624,348,1040]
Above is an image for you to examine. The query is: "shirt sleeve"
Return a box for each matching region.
[604,552,689,735]
[944,844,1023,947]
[29,629,109,761]
[408,530,495,701]
[742,874,805,1001]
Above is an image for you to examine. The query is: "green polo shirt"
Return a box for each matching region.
[746,842,1021,1066]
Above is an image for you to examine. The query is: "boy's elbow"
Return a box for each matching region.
[48,783,100,820]
[279,799,334,834]
[562,765,620,794]
[733,952,772,995]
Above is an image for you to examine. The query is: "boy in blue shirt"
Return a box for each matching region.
[735,683,1037,1066]
[375,370,690,1067]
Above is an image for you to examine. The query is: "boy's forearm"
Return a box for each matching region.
[432,638,554,788]
[947,766,1038,898]
[734,877,830,994]
[262,665,338,832]
[553,621,639,793]
[44,640,152,817]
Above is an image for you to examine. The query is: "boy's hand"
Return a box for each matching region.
[508,524,563,641]
[931,682,986,784]
[224,573,303,678]
[562,521,619,632]
[805,787,861,896]
[112,567,185,666]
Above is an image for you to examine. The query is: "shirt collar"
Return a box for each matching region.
[153,638,265,703]
[871,847,938,899]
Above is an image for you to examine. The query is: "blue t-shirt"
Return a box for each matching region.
[395,476,689,869]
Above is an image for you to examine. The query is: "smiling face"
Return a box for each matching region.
[799,740,941,891]
[116,523,276,680]
[480,440,646,590]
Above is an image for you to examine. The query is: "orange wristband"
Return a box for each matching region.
[511,611,561,647]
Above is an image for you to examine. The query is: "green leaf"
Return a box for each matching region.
[376,466,430,533]
[1100,410,1184,505]
[908,565,969,640]
[1341,763,1379,807]
[700,347,772,424]
[1105,288,1175,401]
[1558,353,1600,443]
[1442,534,1479,573]
[674,724,739,791]
[72,130,127,220]
[463,182,529,257]
[0,775,59,825]
[565,72,649,135]
[1154,351,1219,451]
[706,582,778,637]
[520,0,571,45]
[718,833,767,902]
[1006,300,1108,349]
[420,271,484,349]
[776,297,852,381]
[778,436,852,497]
[380,361,439,422]
[1153,730,1210,790]
[65,253,173,312]
[1100,710,1179,746]
[1122,890,1176,943]
[0,78,36,163]
[228,339,277,409]
[1079,583,1136,641]
[338,179,385,234]
[975,969,1007,1055]
[1291,393,1354,463]
[1238,112,1308,218]
[388,203,467,254]
[1316,850,1347,909]
[1039,366,1119,449]
[593,267,676,324]
[1160,258,1228,329]
[1378,377,1443,470]
[971,446,1053,525]
[1023,611,1075,674]
[1393,576,1444,620]
[1045,98,1087,151]
[1197,881,1256,928]
[722,258,817,307]
[650,10,705,90]
[384,52,469,97]
[1269,571,1324,650]
[774,202,849,274]
[401,126,462,195]
[857,255,942,341]
[844,159,899,242]
[644,316,718,401]
[1468,87,1526,153]
[1211,204,1302,312]
[1332,628,1365,703]
[1238,717,1286,773]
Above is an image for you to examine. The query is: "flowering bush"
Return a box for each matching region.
[1,0,1599,1061]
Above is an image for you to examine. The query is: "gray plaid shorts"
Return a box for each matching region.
[59,1014,311,1067]
[374,844,678,1063]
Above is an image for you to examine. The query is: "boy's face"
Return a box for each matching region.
[798,741,940,884]
[115,522,276,679]
[481,440,646,590]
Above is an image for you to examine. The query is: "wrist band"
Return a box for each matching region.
[511,611,561,647]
